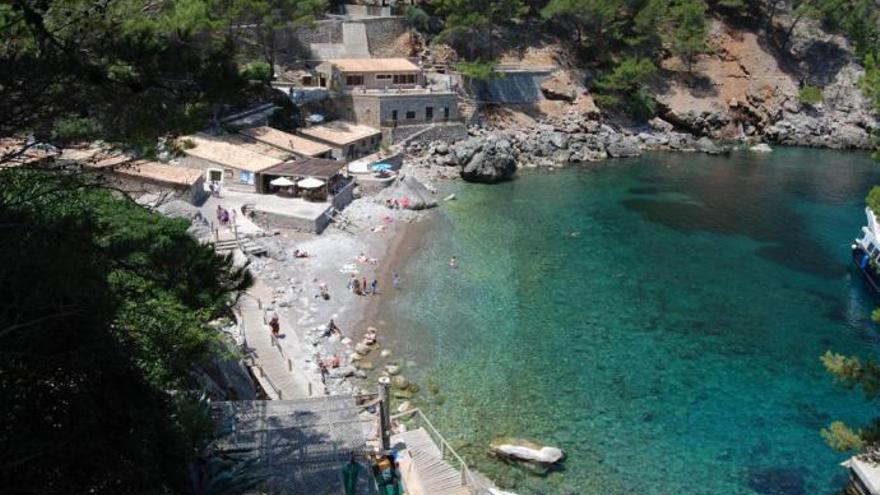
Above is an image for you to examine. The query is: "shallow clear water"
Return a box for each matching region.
[391,148,880,494]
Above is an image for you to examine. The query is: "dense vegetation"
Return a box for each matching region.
[410,0,880,121]
[0,168,253,494]
[0,0,325,152]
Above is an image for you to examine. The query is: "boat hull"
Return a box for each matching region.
[852,246,880,293]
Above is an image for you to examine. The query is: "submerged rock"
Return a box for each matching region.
[750,143,773,153]
[488,438,566,475]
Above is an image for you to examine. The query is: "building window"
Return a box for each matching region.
[239,171,254,185]
[392,110,398,122]
[444,107,450,120]
[406,111,416,120]
[376,74,392,80]
[426,106,433,121]
[393,74,417,85]
[302,76,313,86]
[345,75,365,86]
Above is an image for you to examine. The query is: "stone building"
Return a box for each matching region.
[177,133,285,192]
[344,91,460,128]
[239,126,333,159]
[315,58,423,91]
[298,121,382,160]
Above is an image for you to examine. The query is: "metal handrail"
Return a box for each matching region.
[264,304,316,397]
[391,408,487,489]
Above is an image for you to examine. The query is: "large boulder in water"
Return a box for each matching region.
[605,136,641,158]
[460,137,517,183]
[488,438,565,475]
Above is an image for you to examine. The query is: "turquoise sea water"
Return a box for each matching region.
[392,148,880,494]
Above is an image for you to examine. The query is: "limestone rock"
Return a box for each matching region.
[385,364,401,376]
[380,349,392,358]
[460,139,517,184]
[605,136,641,158]
[397,401,412,413]
[355,343,371,355]
[488,438,566,475]
[391,375,409,390]
[749,143,773,153]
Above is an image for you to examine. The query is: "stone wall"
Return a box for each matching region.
[349,92,459,127]
[360,17,408,57]
[388,122,467,144]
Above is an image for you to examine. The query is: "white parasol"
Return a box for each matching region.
[297,177,325,189]
[270,177,296,187]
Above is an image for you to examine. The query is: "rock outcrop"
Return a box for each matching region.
[454,136,518,183]
[653,18,878,149]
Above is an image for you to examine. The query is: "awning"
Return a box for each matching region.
[371,162,393,172]
[270,177,296,186]
[297,177,325,189]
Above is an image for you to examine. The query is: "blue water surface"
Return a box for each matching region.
[393,148,880,494]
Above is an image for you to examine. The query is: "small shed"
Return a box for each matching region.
[298,121,382,160]
[257,157,348,202]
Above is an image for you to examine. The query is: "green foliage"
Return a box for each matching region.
[405,5,432,32]
[541,0,624,49]
[52,115,104,143]
[457,60,501,81]
[430,0,527,59]
[0,169,252,493]
[799,85,825,105]
[821,350,880,452]
[241,60,273,82]
[594,57,657,119]
[669,0,709,70]
[861,53,880,115]
[867,186,880,214]
[0,0,256,148]
[821,421,866,452]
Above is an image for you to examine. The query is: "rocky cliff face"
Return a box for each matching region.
[653,18,878,149]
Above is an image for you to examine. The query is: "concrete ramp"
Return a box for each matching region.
[310,22,370,59]
[341,22,370,57]
[473,70,551,104]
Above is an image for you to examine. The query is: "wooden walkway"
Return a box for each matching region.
[239,281,316,400]
[391,428,475,495]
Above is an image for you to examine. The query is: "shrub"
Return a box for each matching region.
[799,85,824,105]
[240,61,272,83]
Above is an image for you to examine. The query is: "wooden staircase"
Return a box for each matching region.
[392,428,478,495]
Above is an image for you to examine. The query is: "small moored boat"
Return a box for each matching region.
[852,207,880,292]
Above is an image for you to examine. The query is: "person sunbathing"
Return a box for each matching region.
[294,249,310,258]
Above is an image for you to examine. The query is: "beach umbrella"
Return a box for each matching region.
[270,176,295,187]
[371,162,393,172]
[308,114,325,123]
[297,177,325,189]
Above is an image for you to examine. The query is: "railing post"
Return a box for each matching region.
[308,382,313,397]
[378,377,391,451]
[288,358,292,372]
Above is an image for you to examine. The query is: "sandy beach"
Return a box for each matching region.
[201,185,441,397]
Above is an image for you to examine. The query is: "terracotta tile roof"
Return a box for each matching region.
[239,126,332,157]
[262,158,345,180]
[179,133,284,172]
[327,58,421,73]
[113,160,204,186]
[298,121,381,146]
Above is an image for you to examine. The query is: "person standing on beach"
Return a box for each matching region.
[362,277,368,295]
[269,313,280,337]
[392,273,401,290]
[370,279,378,295]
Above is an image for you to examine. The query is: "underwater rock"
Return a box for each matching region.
[488,438,565,475]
